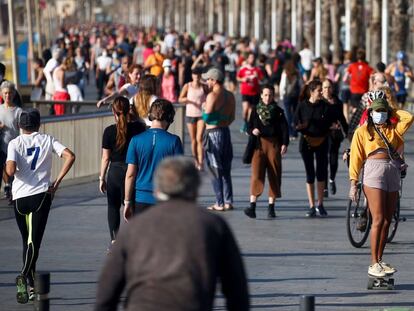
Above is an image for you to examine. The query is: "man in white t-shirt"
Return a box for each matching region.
[43,49,62,100]
[299,41,314,80]
[6,109,75,304]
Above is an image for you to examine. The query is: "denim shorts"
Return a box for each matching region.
[363,159,400,192]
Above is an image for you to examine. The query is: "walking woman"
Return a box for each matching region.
[321,79,348,196]
[6,109,75,303]
[100,96,146,244]
[295,79,337,217]
[349,98,413,277]
[244,85,289,219]
[178,67,208,170]
[133,74,159,126]
[279,59,301,140]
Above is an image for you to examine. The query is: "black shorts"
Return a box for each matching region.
[225,71,237,83]
[396,94,407,105]
[15,192,52,215]
[186,116,202,124]
[350,93,363,108]
[242,94,260,106]
[339,89,351,103]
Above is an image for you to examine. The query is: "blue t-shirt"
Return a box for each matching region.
[126,128,183,204]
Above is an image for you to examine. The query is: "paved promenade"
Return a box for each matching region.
[0,105,413,310]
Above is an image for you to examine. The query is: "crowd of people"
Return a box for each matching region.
[3,22,414,308]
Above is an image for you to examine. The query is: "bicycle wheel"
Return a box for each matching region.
[387,195,400,243]
[346,185,371,248]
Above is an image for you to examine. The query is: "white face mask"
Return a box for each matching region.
[372,111,388,124]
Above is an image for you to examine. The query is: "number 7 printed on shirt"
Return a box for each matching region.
[27,147,40,170]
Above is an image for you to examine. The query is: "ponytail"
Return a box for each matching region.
[112,96,130,151]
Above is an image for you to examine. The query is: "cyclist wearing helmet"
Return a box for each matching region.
[385,51,414,108]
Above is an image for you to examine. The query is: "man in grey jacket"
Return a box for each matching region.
[95,156,249,311]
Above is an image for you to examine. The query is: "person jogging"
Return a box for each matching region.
[6,109,75,304]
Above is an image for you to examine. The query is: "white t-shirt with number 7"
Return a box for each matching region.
[7,132,66,200]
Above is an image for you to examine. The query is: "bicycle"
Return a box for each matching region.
[344,150,406,248]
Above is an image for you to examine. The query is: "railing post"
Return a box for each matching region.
[34,272,50,311]
[299,295,315,311]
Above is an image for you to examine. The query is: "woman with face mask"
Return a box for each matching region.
[161,59,177,103]
[349,98,413,278]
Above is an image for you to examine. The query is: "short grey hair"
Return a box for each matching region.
[154,156,200,201]
[0,80,15,92]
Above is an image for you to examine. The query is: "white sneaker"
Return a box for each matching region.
[368,263,386,278]
[379,261,397,274]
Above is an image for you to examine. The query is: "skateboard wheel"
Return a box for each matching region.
[367,278,374,289]
[387,278,395,290]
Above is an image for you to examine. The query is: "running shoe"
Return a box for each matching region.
[16,274,28,304]
[329,180,336,195]
[224,204,234,211]
[29,288,35,301]
[3,184,11,199]
[316,204,328,217]
[379,261,397,275]
[323,189,329,198]
[207,205,224,211]
[306,206,316,218]
[368,263,386,278]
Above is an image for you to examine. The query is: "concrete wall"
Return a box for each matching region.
[40,106,185,182]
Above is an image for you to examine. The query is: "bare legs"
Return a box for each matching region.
[305,181,325,207]
[364,186,398,264]
[186,119,205,169]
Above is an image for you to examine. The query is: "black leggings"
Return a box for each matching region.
[328,137,342,181]
[300,138,329,184]
[14,192,52,287]
[106,162,127,241]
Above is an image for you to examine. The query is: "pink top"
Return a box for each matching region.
[161,74,177,103]
[186,83,206,117]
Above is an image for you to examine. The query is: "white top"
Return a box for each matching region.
[43,58,59,95]
[7,132,66,200]
[143,95,158,126]
[299,48,314,71]
[120,83,139,106]
[96,55,112,71]
[0,105,22,153]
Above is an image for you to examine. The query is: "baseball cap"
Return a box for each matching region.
[202,67,224,82]
[371,98,389,111]
[19,109,41,130]
[396,51,406,61]
[162,59,172,68]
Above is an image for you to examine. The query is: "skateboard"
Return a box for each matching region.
[367,274,395,290]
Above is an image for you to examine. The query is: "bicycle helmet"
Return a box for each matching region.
[367,90,385,102]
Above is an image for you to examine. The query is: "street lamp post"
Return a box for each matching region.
[7,0,19,88]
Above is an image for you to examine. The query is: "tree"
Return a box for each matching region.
[303,0,315,51]
[370,0,381,65]
[321,0,331,57]
[390,0,410,55]
[330,0,342,63]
